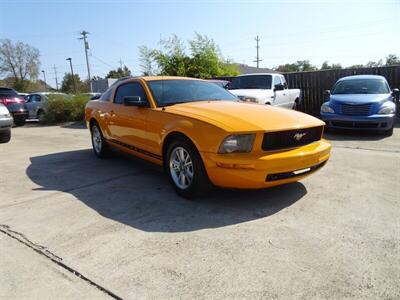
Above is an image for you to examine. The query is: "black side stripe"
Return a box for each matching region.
[108,139,162,160]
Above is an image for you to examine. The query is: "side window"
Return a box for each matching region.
[99,89,112,101]
[31,95,40,102]
[273,76,282,87]
[281,76,288,89]
[114,82,148,104]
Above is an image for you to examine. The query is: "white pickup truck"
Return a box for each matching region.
[228,73,301,109]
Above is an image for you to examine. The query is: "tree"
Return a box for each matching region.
[61,73,83,94]
[365,59,383,68]
[105,65,132,79]
[320,61,342,70]
[275,60,317,72]
[0,39,40,91]
[139,46,157,76]
[385,54,400,66]
[138,33,239,78]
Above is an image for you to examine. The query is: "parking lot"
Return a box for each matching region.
[1,123,399,299]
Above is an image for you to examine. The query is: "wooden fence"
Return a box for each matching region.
[284,66,400,115]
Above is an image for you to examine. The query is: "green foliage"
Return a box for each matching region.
[61,73,86,93]
[106,66,132,79]
[276,60,317,72]
[320,61,342,70]
[138,33,239,78]
[41,94,90,124]
[385,54,400,66]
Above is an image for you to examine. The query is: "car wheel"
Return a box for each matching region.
[90,122,110,158]
[0,129,11,143]
[14,116,26,126]
[166,138,212,198]
[37,110,45,122]
[383,127,393,136]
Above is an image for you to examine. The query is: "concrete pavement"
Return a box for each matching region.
[0,123,399,299]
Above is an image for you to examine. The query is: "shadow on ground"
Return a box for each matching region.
[26,149,306,232]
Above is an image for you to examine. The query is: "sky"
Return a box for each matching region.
[1,0,399,88]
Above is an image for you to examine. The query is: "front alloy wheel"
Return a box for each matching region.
[166,139,212,198]
[169,147,194,190]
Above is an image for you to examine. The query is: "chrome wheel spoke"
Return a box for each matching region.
[169,146,194,190]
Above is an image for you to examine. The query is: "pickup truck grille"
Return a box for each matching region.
[340,103,372,116]
[261,126,323,151]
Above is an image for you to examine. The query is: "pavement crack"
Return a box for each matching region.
[0,224,123,300]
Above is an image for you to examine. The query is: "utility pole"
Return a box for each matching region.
[53,65,59,91]
[79,30,92,92]
[41,70,47,92]
[119,58,123,69]
[254,35,262,68]
[66,58,77,94]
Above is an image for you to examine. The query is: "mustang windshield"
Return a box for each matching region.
[332,79,390,95]
[229,75,272,90]
[147,80,238,106]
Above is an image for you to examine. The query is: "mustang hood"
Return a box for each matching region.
[165,101,324,132]
[330,93,391,105]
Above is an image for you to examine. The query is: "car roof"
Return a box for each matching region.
[338,75,386,81]
[235,73,278,77]
[115,76,204,85]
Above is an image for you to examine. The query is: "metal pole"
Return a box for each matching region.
[53,65,59,91]
[66,58,76,94]
[254,35,262,68]
[80,30,92,92]
[41,70,47,92]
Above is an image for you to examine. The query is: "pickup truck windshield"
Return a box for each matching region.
[229,75,272,90]
[147,80,238,106]
[332,79,390,95]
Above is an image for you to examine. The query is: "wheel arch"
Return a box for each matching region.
[162,131,200,164]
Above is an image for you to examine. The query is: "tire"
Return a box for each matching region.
[90,122,111,158]
[383,127,393,136]
[165,138,212,198]
[37,110,45,122]
[0,130,11,143]
[13,116,26,126]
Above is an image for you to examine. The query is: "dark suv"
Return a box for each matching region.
[0,87,29,126]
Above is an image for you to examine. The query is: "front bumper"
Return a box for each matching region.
[202,140,331,189]
[0,117,13,131]
[321,113,395,130]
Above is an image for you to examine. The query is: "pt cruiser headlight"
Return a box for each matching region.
[320,103,334,113]
[218,134,255,154]
[378,103,396,114]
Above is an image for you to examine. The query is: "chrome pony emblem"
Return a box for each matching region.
[294,133,307,141]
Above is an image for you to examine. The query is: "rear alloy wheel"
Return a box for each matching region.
[166,139,212,198]
[91,123,110,158]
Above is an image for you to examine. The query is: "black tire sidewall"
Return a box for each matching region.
[90,123,109,158]
[0,130,11,143]
[165,138,212,198]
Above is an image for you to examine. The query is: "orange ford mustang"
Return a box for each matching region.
[85,76,331,198]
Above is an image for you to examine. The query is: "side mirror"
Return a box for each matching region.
[90,94,101,100]
[274,84,284,91]
[392,88,400,99]
[324,90,331,99]
[123,96,147,107]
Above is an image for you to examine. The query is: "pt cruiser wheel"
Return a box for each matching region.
[91,123,110,158]
[166,138,212,198]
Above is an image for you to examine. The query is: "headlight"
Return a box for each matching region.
[378,104,395,114]
[321,103,334,113]
[218,134,255,154]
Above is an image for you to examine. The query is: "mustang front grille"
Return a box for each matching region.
[261,126,323,151]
